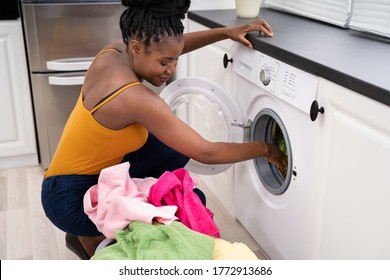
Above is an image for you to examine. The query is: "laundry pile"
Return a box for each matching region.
[83,162,257,260]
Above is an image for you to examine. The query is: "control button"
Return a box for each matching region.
[259,68,271,85]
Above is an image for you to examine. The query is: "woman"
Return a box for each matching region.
[41,0,286,259]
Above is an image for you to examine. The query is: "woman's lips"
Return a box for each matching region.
[160,76,170,83]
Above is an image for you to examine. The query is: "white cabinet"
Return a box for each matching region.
[185,20,239,217]
[188,20,237,96]
[311,78,390,259]
[0,20,38,169]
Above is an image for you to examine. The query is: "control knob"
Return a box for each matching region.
[259,68,271,85]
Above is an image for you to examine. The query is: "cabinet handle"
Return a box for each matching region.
[48,75,85,86]
[223,53,233,69]
[46,57,94,71]
[310,100,325,121]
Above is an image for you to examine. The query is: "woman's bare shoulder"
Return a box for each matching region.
[101,40,126,53]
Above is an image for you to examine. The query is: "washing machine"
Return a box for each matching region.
[160,45,323,260]
[232,45,322,259]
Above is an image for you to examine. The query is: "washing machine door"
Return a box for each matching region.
[160,76,244,175]
[251,108,293,195]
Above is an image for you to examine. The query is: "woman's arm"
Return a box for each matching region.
[101,19,272,54]
[182,18,273,54]
[125,86,287,174]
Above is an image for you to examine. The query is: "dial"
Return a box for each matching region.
[259,68,271,85]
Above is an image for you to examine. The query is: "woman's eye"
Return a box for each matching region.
[161,58,178,67]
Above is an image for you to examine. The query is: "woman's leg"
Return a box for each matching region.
[41,175,102,236]
[41,175,104,258]
[123,133,190,178]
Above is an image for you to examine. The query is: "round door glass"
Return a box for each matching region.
[252,109,292,195]
[170,93,229,142]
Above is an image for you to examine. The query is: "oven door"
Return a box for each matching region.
[160,76,244,175]
[21,1,124,71]
[30,72,83,169]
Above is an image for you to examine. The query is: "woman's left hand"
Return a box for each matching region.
[227,19,273,49]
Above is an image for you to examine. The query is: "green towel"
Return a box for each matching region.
[92,221,215,260]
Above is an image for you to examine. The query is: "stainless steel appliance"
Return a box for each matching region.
[20,0,124,169]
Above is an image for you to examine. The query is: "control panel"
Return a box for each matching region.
[233,45,319,115]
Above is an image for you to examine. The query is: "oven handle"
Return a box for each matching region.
[48,75,85,86]
[46,57,94,71]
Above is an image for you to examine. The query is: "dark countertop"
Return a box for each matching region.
[188,8,390,107]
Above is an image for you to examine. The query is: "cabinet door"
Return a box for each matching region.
[186,21,238,217]
[0,20,38,168]
[315,78,390,259]
[188,21,237,94]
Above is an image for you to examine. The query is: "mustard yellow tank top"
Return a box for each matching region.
[45,51,148,177]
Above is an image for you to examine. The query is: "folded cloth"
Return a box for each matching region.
[83,162,178,239]
[91,221,215,260]
[148,168,220,238]
[213,238,258,260]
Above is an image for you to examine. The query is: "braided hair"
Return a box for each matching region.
[120,0,191,48]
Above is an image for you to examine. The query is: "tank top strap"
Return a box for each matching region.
[96,48,120,57]
[90,81,142,113]
[90,48,120,65]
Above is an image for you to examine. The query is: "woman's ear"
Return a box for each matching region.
[129,39,142,56]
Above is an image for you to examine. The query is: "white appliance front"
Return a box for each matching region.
[161,47,322,259]
[233,45,321,259]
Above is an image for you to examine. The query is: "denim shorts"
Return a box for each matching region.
[41,174,101,236]
[41,133,205,236]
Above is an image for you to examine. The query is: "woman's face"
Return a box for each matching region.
[131,35,184,87]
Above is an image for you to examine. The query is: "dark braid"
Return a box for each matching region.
[120,6,186,48]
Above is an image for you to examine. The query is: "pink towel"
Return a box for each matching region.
[83,162,178,239]
[148,168,220,238]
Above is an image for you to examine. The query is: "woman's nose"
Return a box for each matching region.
[165,61,176,75]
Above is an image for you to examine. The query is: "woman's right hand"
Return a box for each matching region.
[264,143,288,176]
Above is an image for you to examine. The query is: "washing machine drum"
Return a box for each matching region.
[252,109,293,195]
